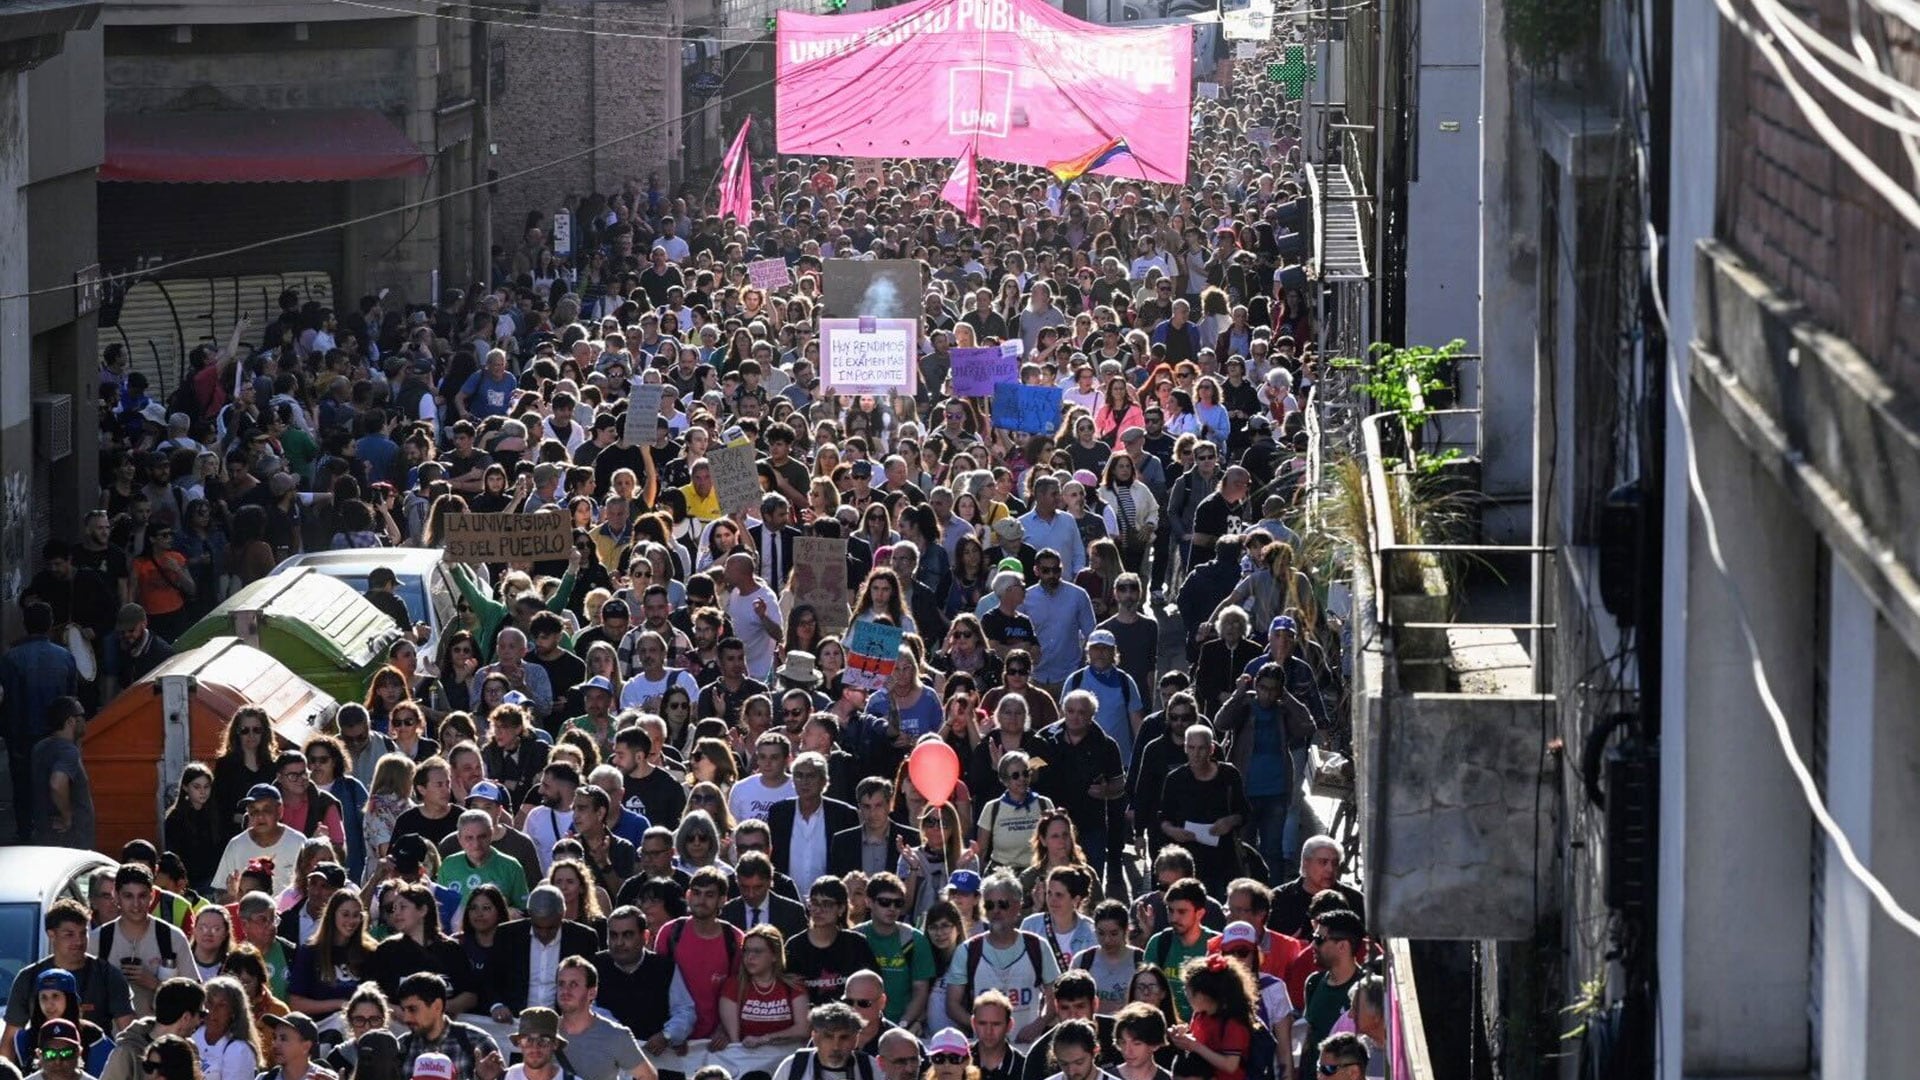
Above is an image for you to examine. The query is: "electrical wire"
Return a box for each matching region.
[1643,220,1920,943]
[1714,0,1920,233]
[1741,0,1920,135]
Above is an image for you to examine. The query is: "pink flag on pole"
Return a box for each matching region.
[941,142,982,226]
[718,117,754,225]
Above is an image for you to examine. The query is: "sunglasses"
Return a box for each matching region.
[239,727,265,736]
[931,1055,970,1066]
[1318,1066,1352,1076]
[984,899,1014,911]
[1006,667,1031,676]
[141,1062,165,1073]
[872,895,905,908]
[1002,770,1029,780]
[42,1049,78,1061]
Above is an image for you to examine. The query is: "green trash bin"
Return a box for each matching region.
[176,569,402,705]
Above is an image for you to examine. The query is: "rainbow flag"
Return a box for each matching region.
[1047,136,1133,184]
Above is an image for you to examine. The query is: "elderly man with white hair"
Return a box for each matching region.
[1269,835,1366,937]
[470,626,554,716]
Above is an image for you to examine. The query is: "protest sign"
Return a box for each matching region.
[949,345,1022,397]
[851,158,888,187]
[820,318,918,395]
[844,620,905,691]
[991,383,1064,434]
[1197,81,1221,100]
[791,537,851,635]
[824,259,923,322]
[708,443,762,515]
[624,384,664,445]
[440,512,572,563]
[747,258,791,291]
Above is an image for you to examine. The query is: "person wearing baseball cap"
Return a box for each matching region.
[32,1019,87,1080]
[435,779,544,891]
[214,782,307,896]
[504,1009,567,1080]
[263,1013,332,1080]
[1061,627,1145,764]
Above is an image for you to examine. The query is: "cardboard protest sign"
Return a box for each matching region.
[624,384,665,445]
[820,318,919,395]
[824,259,923,322]
[708,443,762,516]
[851,158,889,188]
[949,345,1022,397]
[991,383,1065,434]
[748,258,792,291]
[440,512,572,563]
[844,620,905,691]
[790,536,851,635]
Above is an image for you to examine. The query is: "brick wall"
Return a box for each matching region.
[1720,1,1920,394]
[489,0,682,245]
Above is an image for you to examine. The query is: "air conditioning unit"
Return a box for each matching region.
[33,394,73,462]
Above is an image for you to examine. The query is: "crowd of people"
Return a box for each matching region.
[0,23,1395,1080]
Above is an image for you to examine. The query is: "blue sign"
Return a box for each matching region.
[992,383,1064,435]
[692,73,725,98]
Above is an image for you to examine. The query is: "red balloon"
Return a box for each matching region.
[907,738,962,807]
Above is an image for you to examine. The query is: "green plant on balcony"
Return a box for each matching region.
[1333,338,1468,473]
[1504,0,1601,71]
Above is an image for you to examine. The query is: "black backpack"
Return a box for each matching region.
[964,931,1050,991]
[98,919,176,968]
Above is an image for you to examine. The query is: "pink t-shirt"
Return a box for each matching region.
[658,918,743,1038]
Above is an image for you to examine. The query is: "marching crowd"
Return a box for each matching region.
[0,28,1391,1080]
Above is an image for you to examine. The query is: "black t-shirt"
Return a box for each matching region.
[73,542,131,592]
[1095,614,1159,701]
[623,768,689,829]
[1032,721,1125,826]
[785,929,879,1005]
[592,443,651,502]
[759,456,811,499]
[638,266,684,306]
[366,588,414,631]
[365,935,473,1000]
[1191,491,1246,544]
[3,956,133,1030]
[530,648,587,708]
[392,805,460,846]
[981,608,1039,653]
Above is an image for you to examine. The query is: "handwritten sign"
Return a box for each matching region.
[949,345,1022,397]
[747,258,791,292]
[440,512,572,563]
[844,620,905,691]
[791,537,851,635]
[991,383,1064,435]
[1197,81,1222,101]
[708,443,761,515]
[624,384,664,445]
[820,318,918,395]
[852,158,888,187]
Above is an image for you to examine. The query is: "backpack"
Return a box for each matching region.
[964,931,1049,991]
[98,919,176,968]
[787,1048,877,1080]
[1241,1021,1279,1080]
[660,917,739,969]
[1063,668,1135,713]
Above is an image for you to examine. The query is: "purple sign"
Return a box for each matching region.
[950,345,1020,397]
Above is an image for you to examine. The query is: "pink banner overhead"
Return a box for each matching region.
[775,0,1193,185]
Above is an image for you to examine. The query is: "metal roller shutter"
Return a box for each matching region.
[98,181,346,285]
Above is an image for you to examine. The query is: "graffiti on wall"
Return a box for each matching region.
[0,470,27,605]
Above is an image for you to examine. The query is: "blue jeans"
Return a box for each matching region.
[1248,793,1291,881]
[1279,745,1313,871]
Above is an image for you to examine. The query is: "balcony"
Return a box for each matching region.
[1333,359,1558,942]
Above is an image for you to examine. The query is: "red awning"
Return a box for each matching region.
[102,109,429,183]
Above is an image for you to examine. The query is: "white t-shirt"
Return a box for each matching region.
[213,826,310,896]
[194,1031,258,1080]
[947,932,1062,1033]
[727,583,784,680]
[525,806,576,874]
[729,774,797,825]
[620,667,699,711]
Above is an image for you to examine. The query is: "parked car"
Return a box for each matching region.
[270,548,459,667]
[0,848,114,992]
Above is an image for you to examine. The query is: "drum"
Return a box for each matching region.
[66,624,97,682]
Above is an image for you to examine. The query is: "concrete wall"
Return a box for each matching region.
[1475,0,1537,520]
[1402,0,1481,357]
[1365,690,1555,941]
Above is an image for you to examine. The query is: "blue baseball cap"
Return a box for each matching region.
[240,783,283,811]
[948,870,982,895]
[35,969,77,997]
[1269,615,1299,636]
[466,780,509,806]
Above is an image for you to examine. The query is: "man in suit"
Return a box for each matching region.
[764,751,858,894]
[749,492,803,595]
[728,821,803,901]
[829,777,919,879]
[721,850,809,939]
[484,885,602,1019]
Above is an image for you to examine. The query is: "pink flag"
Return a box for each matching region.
[941,142,982,227]
[718,117,754,225]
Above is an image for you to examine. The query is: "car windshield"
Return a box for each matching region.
[327,572,428,627]
[0,902,39,993]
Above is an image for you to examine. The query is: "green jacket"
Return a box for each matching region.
[447,561,576,661]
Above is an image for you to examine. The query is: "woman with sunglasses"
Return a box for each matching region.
[326,986,391,1076]
[213,708,277,839]
[673,809,732,878]
[140,1033,203,1080]
[897,803,978,924]
[785,875,878,1006]
[434,631,481,715]
[923,1028,980,1080]
[383,702,439,765]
